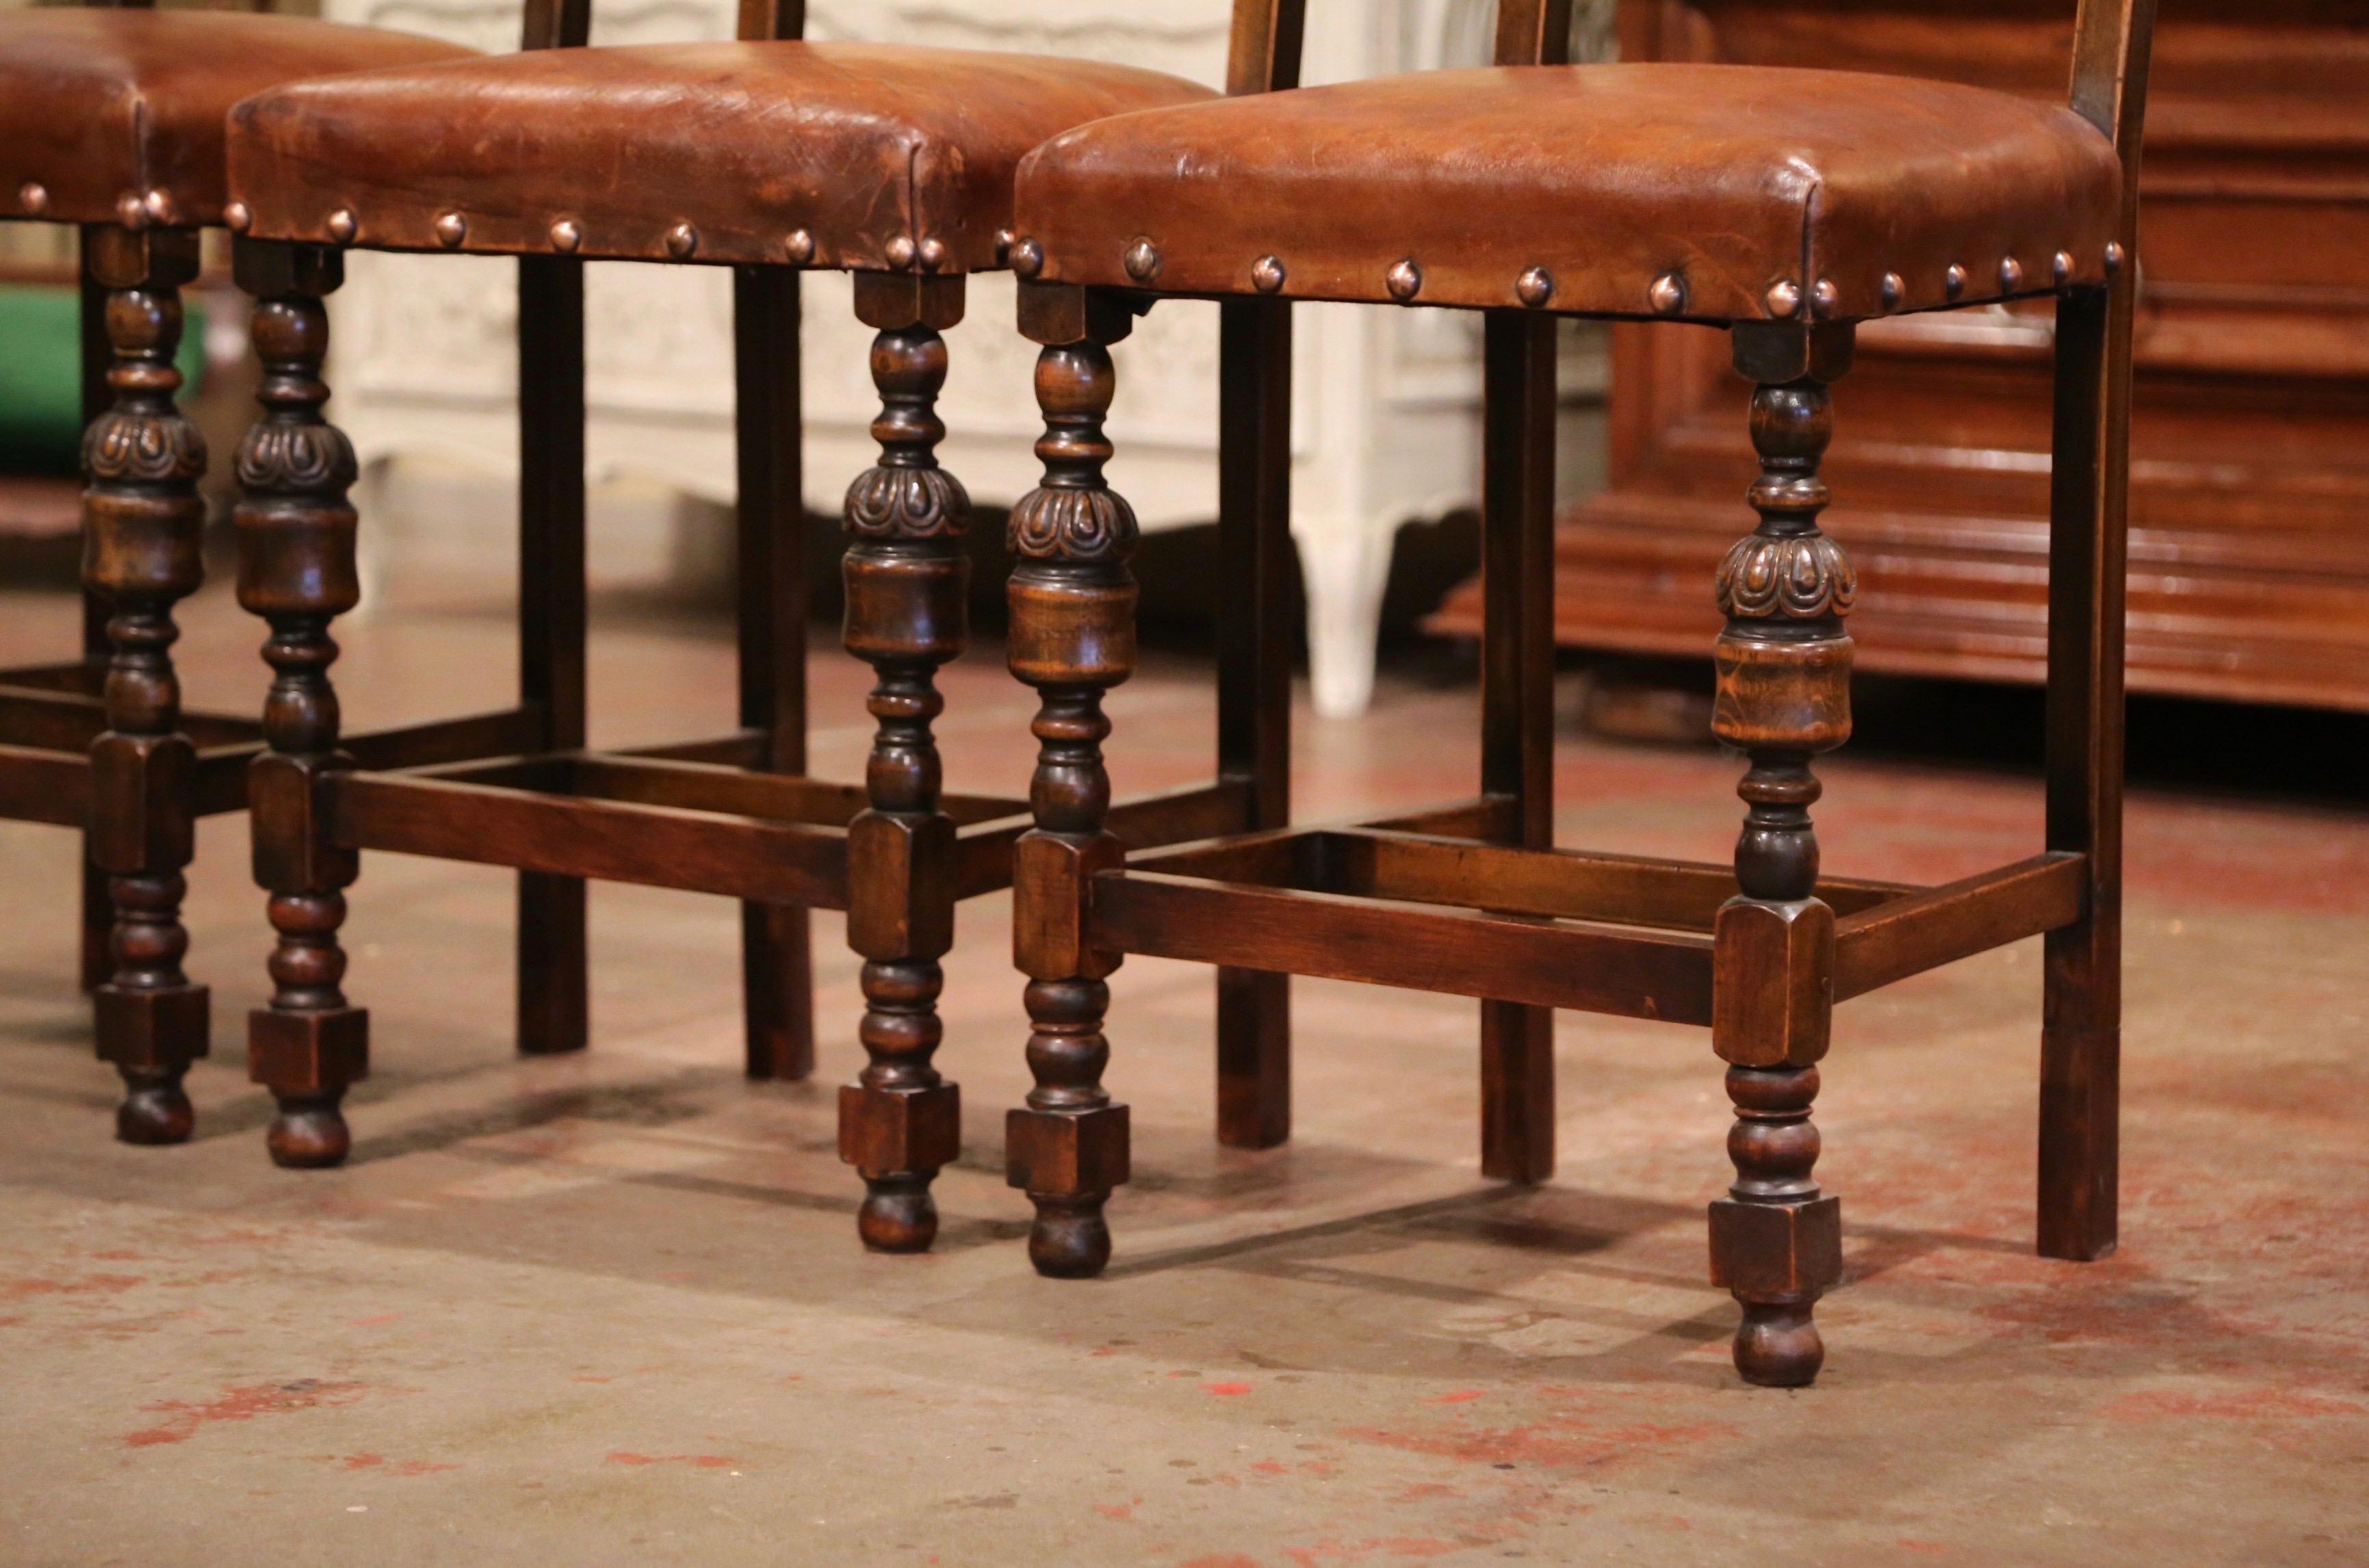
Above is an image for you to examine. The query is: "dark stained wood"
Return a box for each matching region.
[0,688,260,752]
[1360,796,1520,840]
[231,237,367,1171]
[733,261,812,1083]
[617,730,769,766]
[515,246,590,1060]
[1004,300,1139,1279]
[1835,852,2085,999]
[340,708,542,772]
[80,222,211,1145]
[1703,320,1856,1389]
[1091,872,1716,1025]
[1321,831,1906,927]
[1477,309,1559,1188]
[1214,296,1294,1151]
[328,772,850,908]
[838,286,970,1252]
[0,745,94,826]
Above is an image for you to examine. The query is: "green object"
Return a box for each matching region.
[0,283,207,477]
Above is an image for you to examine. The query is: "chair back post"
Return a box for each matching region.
[521,0,591,51]
[1226,0,1306,96]
[736,0,804,42]
[1494,0,1572,66]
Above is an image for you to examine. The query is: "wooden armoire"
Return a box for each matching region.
[1432,0,2369,712]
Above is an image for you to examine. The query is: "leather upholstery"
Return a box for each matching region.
[1011,64,2124,322]
[226,44,1214,271]
[0,11,472,230]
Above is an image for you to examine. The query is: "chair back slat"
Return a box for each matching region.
[1494,0,1572,67]
[1226,0,1306,96]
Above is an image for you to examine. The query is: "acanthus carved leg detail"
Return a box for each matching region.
[1707,326,1854,1385]
[81,226,210,1145]
[839,318,969,1253]
[1005,319,1137,1279]
[231,241,366,1169]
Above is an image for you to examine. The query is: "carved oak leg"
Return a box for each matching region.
[840,277,968,1253]
[1706,322,1855,1387]
[1005,286,1137,1279]
[81,225,209,1145]
[231,241,365,1169]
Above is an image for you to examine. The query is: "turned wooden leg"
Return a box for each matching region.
[81,225,209,1145]
[839,278,968,1253]
[232,240,365,1169]
[1005,285,1138,1278]
[2040,283,2123,1262]
[1705,322,1856,1386]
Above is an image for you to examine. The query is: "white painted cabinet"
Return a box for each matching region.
[320,0,1608,714]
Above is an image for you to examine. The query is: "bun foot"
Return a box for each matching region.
[267,1094,350,1168]
[116,1072,194,1146]
[1733,1301,1824,1387]
[1027,1195,1111,1279]
[858,1174,940,1254]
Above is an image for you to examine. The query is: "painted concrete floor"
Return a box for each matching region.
[2,574,2365,1567]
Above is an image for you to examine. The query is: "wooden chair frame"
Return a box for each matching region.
[224,0,1287,1249]
[1000,0,2153,1381]
[0,0,530,1147]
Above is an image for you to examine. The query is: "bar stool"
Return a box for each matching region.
[220,0,1276,1249]
[0,1,475,1145]
[996,0,2155,1383]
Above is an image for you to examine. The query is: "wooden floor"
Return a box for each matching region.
[1,569,2364,1565]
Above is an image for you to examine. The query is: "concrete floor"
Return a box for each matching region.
[2,571,2365,1567]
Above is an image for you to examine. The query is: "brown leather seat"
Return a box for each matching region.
[226,43,1215,272]
[1,10,473,230]
[1010,63,2124,322]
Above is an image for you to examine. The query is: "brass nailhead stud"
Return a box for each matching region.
[1811,278,1839,317]
[1647,271,1686,315]
[2103,241,2125,276]
[549,218,582,253]
[18,181,47,216]
[1999,255,2024,293]
[2052,250,2075,287]
[993,228,1014,265]
[326,207,359,244]
[1879,272,1904,310]
[1011,237,1044,278]
[1944,262,1967,301]
[142,188,177,226]
[1124,237,1161,283]
[1764,278,1802,319]
[884,233,917,269]
[1516,265,1555,309]
[917,236,948,272]
[223,200,252,235]
[786,228,815,265]
[434,211,467,248]
[116,191,149,230]
[666,222,699,260]
[1251,254,1286,293]
[1386,257,1423,302]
